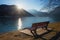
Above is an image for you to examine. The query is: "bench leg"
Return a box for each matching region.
[45,26,51,31]
[30,30,38,38]
[45,26,47,30]
[30,30,35,36]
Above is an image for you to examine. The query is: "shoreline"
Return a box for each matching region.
[0,22,60,40]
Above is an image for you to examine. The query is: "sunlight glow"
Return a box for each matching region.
[16,4,25,9]
[18,18,22,30]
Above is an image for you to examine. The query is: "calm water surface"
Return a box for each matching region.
[0,17,54,33]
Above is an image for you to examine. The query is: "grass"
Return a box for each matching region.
[0,22,60,40]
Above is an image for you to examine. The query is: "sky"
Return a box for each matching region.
[0,0,48,10]
[0,0,60,12]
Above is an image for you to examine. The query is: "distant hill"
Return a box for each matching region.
[0,4,34,17]
[27,9,49,17]
[18,9,34,17]
[0,4,60,18]
[49,6,60,21]
[49,6,60,17]
[0,4,17,16]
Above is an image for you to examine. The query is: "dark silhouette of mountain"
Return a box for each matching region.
[0,4,34,17]
[0,4,17,16]
[49,6,60,22]
[27,9,49,17]
[19,9,34,17]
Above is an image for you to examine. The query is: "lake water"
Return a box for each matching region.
[0,17,56,33]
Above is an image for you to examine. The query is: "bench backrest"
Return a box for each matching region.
[32,21,49,28]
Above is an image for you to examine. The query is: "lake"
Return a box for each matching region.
[0,17,55,33]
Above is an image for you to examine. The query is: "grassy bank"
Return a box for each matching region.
[0,22,60,40]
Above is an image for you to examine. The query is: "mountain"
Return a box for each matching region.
[49,6,60,21]
[0,4,18,16]
[49,6,60,17]
[27,9,49,17]
[18,9,34,17]
[0,4,34,17]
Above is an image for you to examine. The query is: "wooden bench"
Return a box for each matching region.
[28,21,50,38]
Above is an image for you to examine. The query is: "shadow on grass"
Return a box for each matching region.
[50,32,60,40]
[33,30,53,40]
[14,30,53,40]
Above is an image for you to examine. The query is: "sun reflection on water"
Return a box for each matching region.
[18,18,22,30]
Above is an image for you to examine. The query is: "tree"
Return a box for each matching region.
[40,0,60,12]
